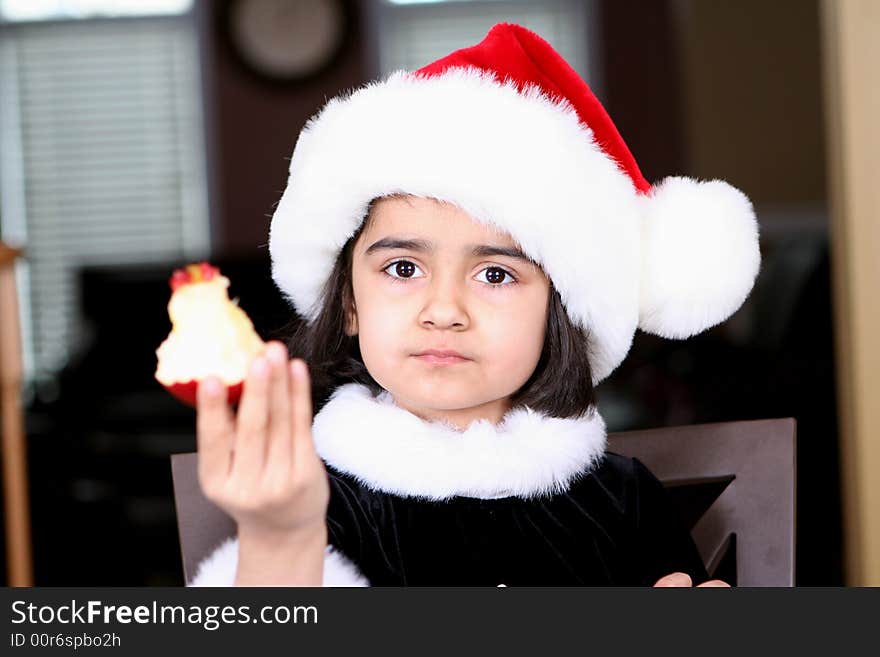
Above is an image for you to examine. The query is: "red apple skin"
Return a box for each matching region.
[163,379,244,407]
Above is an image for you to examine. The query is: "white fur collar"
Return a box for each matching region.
[312,383,607,502]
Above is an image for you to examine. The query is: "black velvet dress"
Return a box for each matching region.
[325,452,709,587]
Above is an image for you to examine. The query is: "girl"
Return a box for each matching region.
[188,23,760,587]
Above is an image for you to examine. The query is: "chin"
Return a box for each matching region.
[387,385,476,411]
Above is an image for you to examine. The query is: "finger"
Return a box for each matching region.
[697,579,731,587]
[231,352,271,482]
[264,342,293,475]
[653,572,692,587]
[290,358,316,461]
[196,376,235,490]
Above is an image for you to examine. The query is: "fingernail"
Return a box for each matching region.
[202,378,221,397]
[251,357,267,377]
[291,359,305,377]
[268,343,286,364]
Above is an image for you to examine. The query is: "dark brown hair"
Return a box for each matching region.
[284,198,597,418]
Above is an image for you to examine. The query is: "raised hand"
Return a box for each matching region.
[195,340,330,584]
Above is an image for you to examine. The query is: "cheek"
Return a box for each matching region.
[479,292,547,361]
[354,290,409,360]
[488,316,544,367]
[482,298,547,387]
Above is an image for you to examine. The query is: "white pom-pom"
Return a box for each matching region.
[638,176,761,339]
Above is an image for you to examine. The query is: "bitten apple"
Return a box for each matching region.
[155,262,266,406]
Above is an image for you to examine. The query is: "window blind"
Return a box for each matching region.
[0,16,209,394]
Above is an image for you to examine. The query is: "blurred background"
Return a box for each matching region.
[0,0,876,586]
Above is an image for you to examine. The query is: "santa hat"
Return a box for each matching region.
[268,23,760,386]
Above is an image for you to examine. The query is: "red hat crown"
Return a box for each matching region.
[415,23,652,195]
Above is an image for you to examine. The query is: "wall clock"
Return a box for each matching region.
[223,0,352,84]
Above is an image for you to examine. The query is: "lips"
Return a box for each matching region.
[413,349,470,364]
[416,349,466,358]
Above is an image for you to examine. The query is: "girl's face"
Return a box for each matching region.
[348,196,550,429]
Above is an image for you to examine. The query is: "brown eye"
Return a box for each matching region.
[384,260,423,279]
[486,267,505,284]
[476,266,516,286]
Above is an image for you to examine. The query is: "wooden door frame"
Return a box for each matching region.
[820,0,880,586]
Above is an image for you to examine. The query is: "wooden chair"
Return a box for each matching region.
[0,240,34,586]
[170,416,797,586]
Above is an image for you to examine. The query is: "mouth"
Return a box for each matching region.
[412,350,471,365]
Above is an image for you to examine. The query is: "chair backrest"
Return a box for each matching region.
[170,451,237,585]
[171,416,796,586]
[607,417,797,586]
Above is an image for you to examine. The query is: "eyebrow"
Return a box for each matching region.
[364,237,536,265]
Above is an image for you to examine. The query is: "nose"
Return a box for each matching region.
[418,275,469,330]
